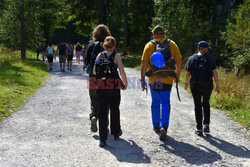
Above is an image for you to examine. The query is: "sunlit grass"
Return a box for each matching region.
[0,46,49,120]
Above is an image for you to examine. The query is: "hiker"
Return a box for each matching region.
[46,43,55,71]
[93,36,128,147]
[67,42,74,71]
[86,24,111,133]
[140,25,182,141]
[54,42,68,72]
[184,41,220,136]
[75,42,82,64]
[42,42,47,62]
[36,43,41,60]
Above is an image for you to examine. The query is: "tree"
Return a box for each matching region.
[123,0,128,56]
[223,0,250,75]
[20,0,26,59]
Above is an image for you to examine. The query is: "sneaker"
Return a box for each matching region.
[153,126,160,133]
[99,141,106,147]
[195,129,203,136]
[90,116,98,132]
[204,125,210,134]
[114,129,122,140]
[159,126,167,141]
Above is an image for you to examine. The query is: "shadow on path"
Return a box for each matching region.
[93,135,151,164]
[204,134,250,158]
[160,136,222,165]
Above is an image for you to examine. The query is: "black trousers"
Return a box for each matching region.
[191,87,212,130]
[89,75,99,120]
[97,89,121,142]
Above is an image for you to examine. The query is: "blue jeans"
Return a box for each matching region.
[150,88,171,128]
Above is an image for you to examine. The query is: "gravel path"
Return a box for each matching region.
[0,59,249,167]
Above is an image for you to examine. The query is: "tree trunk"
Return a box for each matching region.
[20,0,26,60]
[123,0,128,56]
[97,0,106,24]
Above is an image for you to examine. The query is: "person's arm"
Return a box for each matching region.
[140,60,148,89]
[213,69,220,94]
[116,53,128,90]
[93,53,101,76]
[175,59,182,82]
[184,71,190,90]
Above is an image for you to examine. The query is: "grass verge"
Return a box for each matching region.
[122,53,250,130]
[0,46,49,120]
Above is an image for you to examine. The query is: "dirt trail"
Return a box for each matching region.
[0,59,249,167]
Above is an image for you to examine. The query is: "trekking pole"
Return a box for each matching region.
[176,78,181,102]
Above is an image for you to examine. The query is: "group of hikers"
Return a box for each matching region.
[36,42,87,72]
[84,24,220,147]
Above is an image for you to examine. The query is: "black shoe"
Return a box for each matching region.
[49,68,52,71]
[99,141,106,147]
[68,67,69,70]
[159,126,167,141]
[63,69,65,72]
[204,125,210,134]
[114,129,122,140]
[195,129,203,136]
[90,116,98,132]
[153,126,160,133]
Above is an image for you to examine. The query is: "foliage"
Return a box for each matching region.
[223,0,250,75]
[0,0,69,49]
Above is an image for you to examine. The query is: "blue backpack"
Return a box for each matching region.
[48,47,53,55]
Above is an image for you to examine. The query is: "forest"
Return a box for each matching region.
[0,0,249,75]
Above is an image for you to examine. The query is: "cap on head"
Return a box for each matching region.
[152,25,165,35]
[197,41,212,49]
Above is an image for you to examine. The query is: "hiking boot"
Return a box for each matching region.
[153,126,160,133]
[90,116,98,132]
[159,126,167,141]
[195,129,203,136]
[99,141,106,147]
[114,129,122,140]
[203,125,210,134]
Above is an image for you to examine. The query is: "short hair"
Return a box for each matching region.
[152,25,165,34]
[92,24,111,42]
[103,36,116,50]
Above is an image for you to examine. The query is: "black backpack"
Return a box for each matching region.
[59,44,65,55]
[192,53,212,86]
[87,41,104,75]
[145,39,176,77]
[95,51,118,80]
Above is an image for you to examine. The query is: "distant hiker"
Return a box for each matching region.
[75,42,82,64]
[55,42,68,72]
[86,24,111,133]
[36,43,41,60]
[46,43,55,71]
[140,25,182,141]
[67,42,74,71]
[93,36,128,147]
[184,41,220,136]
[42,42,47,62]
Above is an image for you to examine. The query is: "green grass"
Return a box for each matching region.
[122,52,250,130]
[0,46,49,120]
